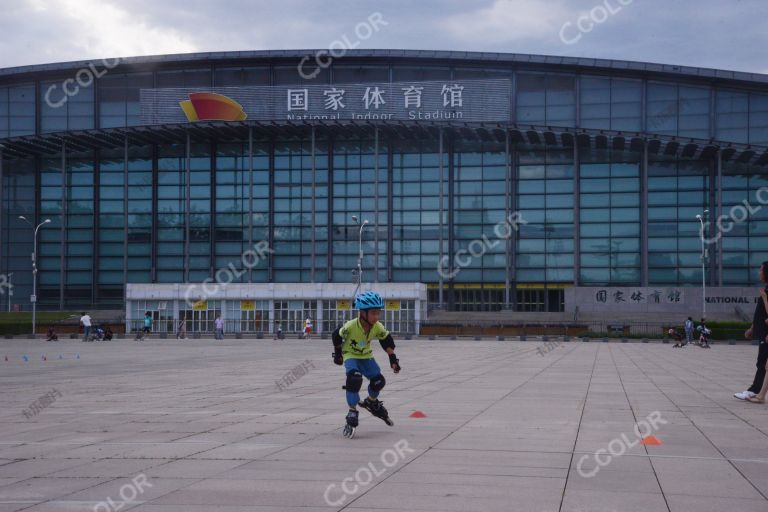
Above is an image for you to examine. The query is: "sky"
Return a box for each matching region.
[0,0,766,74]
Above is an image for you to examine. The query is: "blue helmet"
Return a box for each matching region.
[355,291,384,310]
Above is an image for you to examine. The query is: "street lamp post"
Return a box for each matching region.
[351,215,369,305]
[695,210,709,320]
[6,272,12,313]
[18,216,51,336]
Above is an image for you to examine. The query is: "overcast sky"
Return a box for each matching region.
[0,0,765,74]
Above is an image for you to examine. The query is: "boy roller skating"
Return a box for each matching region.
[332,291,401,439]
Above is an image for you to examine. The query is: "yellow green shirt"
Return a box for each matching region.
[338,318,390,360]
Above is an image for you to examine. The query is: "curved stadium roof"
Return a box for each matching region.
[1,50,767,166]
[1,49,767,87]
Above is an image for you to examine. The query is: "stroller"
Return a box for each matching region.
[91,324,106,342]
[669,327,686,348]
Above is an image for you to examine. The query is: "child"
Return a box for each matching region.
[136,311,152,341]
[46,326,58,342]
[304,317,313,340]
[697,318,711,349]
[669,327,685,348]
[332,291,401,438]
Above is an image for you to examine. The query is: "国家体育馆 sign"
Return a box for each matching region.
[140,79,512,125]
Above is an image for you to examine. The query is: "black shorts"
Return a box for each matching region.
[142,327,151,333]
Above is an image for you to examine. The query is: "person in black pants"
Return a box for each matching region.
[734,261,768,400]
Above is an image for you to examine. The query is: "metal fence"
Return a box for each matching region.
[127,318,417,337]
[420,320,751,341]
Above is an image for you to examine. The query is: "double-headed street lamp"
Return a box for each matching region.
[695,210,709,320]
[18,216,51,336]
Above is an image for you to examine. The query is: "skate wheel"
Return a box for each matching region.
[343,425,356,439]
[385,418,394,426]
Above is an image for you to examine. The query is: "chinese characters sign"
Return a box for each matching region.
[141,79,511,124]
[594,288,682,305]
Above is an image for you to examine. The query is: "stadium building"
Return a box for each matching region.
[1,50,767,333]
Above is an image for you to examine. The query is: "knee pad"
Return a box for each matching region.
[370,374,386,393]
[344,371,363,392]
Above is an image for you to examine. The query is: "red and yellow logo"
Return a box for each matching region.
[179,92,247,122]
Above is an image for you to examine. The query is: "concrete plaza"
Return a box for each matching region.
[0,337,767,511]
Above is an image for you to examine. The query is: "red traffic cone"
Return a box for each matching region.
[409,410,427,418]
[640,435,663,446]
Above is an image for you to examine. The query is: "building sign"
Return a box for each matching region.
[240,300,255,310]
[140,79,511,125]
[565,286,762,318]
[180,92,247,122]
[592,288,683,305]
[192,300,208,311]
[336,300,352,310]
[385,300,400,310]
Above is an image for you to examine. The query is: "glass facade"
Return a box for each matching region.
[647,158,709,285]
[579,150,641,285]
[1,56,768,313]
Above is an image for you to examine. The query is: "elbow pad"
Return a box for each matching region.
[379,334,395,351]
[332,327,343,348]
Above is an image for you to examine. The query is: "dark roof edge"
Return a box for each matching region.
[0,49,767,86]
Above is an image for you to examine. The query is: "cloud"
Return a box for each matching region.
[0,0,767,74]
[7,0,196,65]
[440,0,571,44]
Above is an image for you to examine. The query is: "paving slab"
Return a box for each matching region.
[0,337,766,511]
